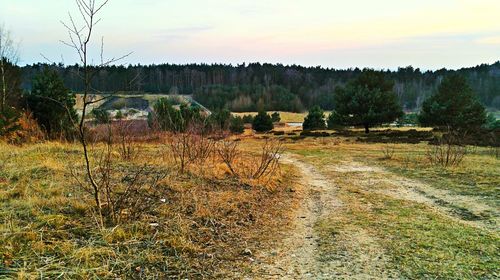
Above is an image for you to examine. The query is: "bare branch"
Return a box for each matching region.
[40,53,55,64]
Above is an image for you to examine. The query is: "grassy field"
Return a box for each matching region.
[0,140,299,278]
[1,130,498,279]
[286,138,499,279]
[233,111,312,123]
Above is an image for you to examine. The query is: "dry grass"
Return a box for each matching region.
[0,139,298,279]
[2,129,497,278]
[287,137,499,279]
[233,111,315,123]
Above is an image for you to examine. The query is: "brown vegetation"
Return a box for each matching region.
[0,132,297,278]
[426,131,468,167]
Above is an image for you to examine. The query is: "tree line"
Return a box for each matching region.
[19,61,500,112]
[301,70,496,133]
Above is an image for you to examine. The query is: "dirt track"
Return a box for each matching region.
[252,152,497,279]
[254,155,397,279]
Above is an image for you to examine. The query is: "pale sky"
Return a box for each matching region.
[1,0,499,70]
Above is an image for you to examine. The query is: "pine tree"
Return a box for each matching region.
[252,110,273,132]
[25,68,77,138]
[419,74,486,130]
[303,106,326,130]
[229,116,244,134]
[333,69,403,133]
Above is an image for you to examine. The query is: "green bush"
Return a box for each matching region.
[271,112,281,123]
[92,108,110,124]
[242,114,254,124]
[229,116,244,134]
[303,106,326,130]
[209,109,231,130]
[397,113,418,127]
[252,111,273,132]
[115,110,124,120]
[152,98,202,132]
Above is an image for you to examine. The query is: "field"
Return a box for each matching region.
[0,138,298,278]
[280,138,499,279]
[233,111,312,123]
[1,128,499,279]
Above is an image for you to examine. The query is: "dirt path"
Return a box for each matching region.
[252,151,497,279]
[253,154,395,279]
[253,154,340,279]
[327,161,499,231]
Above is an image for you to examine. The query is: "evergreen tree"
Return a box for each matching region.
[252,110,273,132]
[0,60,22,136]
[229,116,244,134]
[271,111,281,123]
[485,113,500,130]
[153,98,203,132]
[25,68,77,138]
[152,98,181,131]
[303,106,326,130]
[333,69,403,133]
[92,108,110,124]
[0,59,22,113]
[115,110,124,120]
[327,111,344,130]
[242,114,254,124]
[209,109,231,130]
[419,74,487,130]
[0,106,20,137]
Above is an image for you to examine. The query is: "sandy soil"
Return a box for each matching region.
[251,152,497,279]
[253,155,397,279]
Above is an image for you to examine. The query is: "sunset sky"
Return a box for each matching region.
[1,0,499,70]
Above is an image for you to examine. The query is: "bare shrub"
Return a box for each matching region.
[250,139,283,179]
[216,139,240,176]
[217,138,284,180]
[402,154,409,168]
[381,143,396,160]
[72,125,165,226]
[4,111,44,144]
[115,120,139,161]
[426,132,467,167]
[167,124,215,173]
[486,146,499,159]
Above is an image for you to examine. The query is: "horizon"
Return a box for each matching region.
[18,60,500,73]
[1,0,500,70]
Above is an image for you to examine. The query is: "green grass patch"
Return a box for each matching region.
[291,143,500,279]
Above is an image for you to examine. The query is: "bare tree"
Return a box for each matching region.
[0,24,20,112]
[61,0,131,227]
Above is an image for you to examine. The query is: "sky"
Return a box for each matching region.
[1,0,499,70]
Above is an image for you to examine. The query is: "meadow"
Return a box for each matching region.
[0,136,298,279]
[285,138,499,279]
[1,127,499,279]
